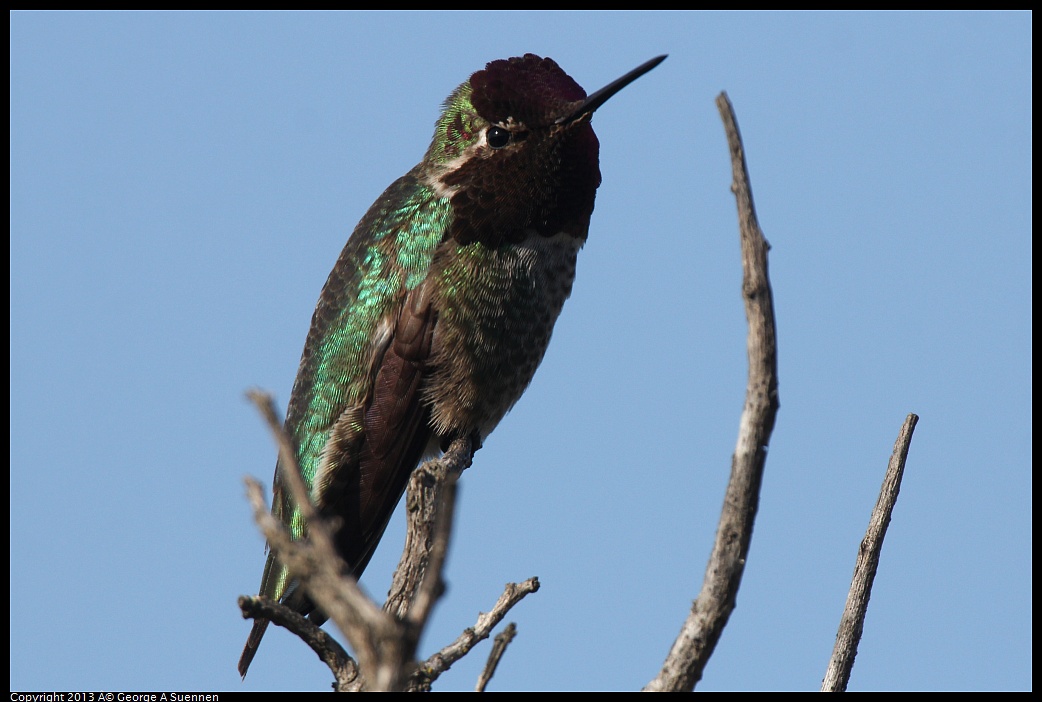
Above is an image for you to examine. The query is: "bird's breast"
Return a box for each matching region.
[424,229,582,439]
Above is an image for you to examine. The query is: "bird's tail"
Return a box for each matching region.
[237,618,269,679]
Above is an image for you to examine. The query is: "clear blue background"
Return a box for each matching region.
[10,11,1031,692]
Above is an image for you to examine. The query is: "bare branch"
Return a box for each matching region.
[245,392,389,651]
[386,436,476,622]
[645,92,780,692]
[406,446,461,628]
[475,623,518,692]
[821,413,918,692]
[238,594,359,689]
[244,391,406,691]
[242,474,381,690]
[245,389,317,526]
[414,577,540,691]
[243,391,488,691]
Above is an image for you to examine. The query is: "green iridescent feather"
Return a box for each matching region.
[262,175,451,603]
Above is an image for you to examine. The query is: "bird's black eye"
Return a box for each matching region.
[486,126,510,149]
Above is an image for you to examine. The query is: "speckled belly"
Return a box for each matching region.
[424,230,581,439]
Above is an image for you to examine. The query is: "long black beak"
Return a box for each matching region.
[558,54,667,125]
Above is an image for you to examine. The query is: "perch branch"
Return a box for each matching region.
[385,435,476,621]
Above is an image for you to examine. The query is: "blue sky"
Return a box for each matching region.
[10,11,1031,692]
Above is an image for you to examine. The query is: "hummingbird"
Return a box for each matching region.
[239,53,666,677]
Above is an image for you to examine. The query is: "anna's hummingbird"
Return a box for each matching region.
[239,53,665,677]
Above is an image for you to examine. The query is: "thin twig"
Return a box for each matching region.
[243,390,484,691]
[413,577,540,691]
[475,623,518,692]
[821,413,918,692]
[246,389,317,525]
[645,91,780,692]
[244,390,404,691]
[238,593,359,688]
[243,473,378,690]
